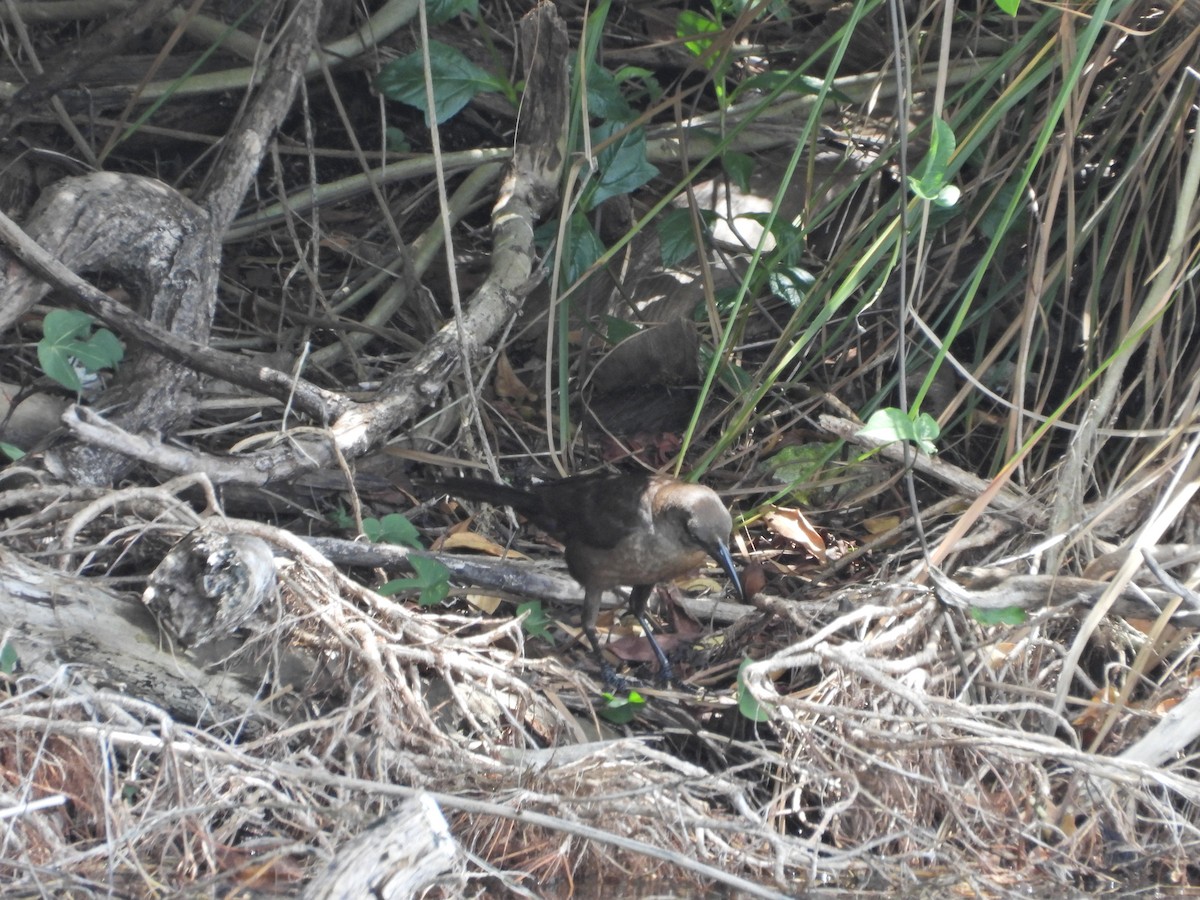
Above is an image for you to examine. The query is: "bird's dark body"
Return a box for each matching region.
[433,472,742,684]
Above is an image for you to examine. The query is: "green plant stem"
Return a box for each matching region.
[682,0,880,475]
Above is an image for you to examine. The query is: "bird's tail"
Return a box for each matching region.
[422,477,540,515]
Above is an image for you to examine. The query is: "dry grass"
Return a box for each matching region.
[2,0,1200,895]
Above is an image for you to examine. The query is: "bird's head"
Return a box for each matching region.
[663,484,745,602]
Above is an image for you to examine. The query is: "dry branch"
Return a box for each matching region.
[0,544,283,732]
[0,1,569,490]
[0,2,324,486]
[0,0,180,135]
[302,794,460,899]
[2,1,1198,895]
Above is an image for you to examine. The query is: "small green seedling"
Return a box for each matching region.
[515,600,557,644]
[38,309,124,392]
[1,641,19,675]
[362,513,423,549]
[970,605,1028,626]
[737,657,772,722]
[378,556,451,608]
[598,689,647,724]
[362,513,451,607]
[858,408,941,456]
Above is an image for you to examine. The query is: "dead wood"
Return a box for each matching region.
[0,0,323,486]
[301,794,461,899]
[1,1,1198,896]
[0,0,181,137]
[0,543,284,733]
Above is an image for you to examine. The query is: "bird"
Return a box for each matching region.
[429,472,744,686]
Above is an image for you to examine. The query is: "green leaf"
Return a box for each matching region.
[0,641,18,675]
[710,286,743,316]
[859,409,909,446]
[1,442,24,461]
[737,658,771,722]
[613,65,661,104]
[38,309,122,391]
[993,0,1020,14]
[378,556,452,607]
[597,689,646,723]
[698,342,752,393]
[613,65,653,83]
[426,0,478,24]
[908,118,958,201]
[721,150,754,192]
[515,600,556,643]
[362,513,423,549]
[908,174,942,201]
[36,344,79,390]
[970,605,1028,626]
[585,66,633,122]
[384,126,412,153]
[929,118,956,172]
[412,557,451,606]
[657,208,703,267]
[562,213,605,286]
[768,266,816,309]
[910,413,941,452]
[979,181,1025,240]
[603,316,640,345]
[43,308,92,342]
[764,443,832,504]
[586,122,659,210]
[65,327,123,372]
[376,40,503,125]
[858,408,941,455]
[328,506,355,530]
[676,10,720,58]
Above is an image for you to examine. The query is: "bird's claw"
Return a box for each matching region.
[597,659,700,695]
[599,661,631,693]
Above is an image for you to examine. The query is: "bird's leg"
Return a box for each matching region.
[581,586,627,690]
[584,629,627,690]
[628,584,674,684]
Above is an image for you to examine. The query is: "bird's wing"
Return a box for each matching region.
[544,473,651,549]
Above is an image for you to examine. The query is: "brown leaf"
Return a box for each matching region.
[1072,685,1119,727]
[494,350,535,402]
[741,561,767,599]
[863,515,901,534]
[763,506,827,562]
[1154,696,1180,716]
[440,530,528,559]
[466,593,504,614]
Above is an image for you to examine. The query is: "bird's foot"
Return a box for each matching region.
[666,677,700,695]
[599,660,701,695]
[598,660,632,693]
[648,665,702,694]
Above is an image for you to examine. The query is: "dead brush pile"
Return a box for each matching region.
[1,0,1199,896]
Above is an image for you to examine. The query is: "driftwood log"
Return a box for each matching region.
[0,544,285,733]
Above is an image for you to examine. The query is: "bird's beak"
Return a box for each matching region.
[713,540,744,602]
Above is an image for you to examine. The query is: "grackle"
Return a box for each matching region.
[431,472,744,685]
